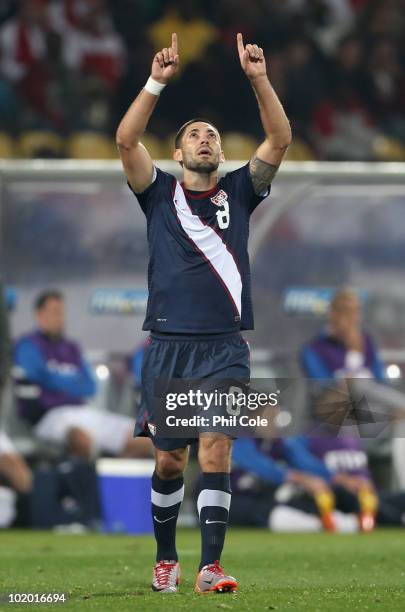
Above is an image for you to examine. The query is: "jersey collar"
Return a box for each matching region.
[180,182,219,200]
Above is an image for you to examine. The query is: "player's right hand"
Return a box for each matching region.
[151,32,179,84]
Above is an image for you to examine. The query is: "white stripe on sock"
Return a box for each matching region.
[197,489,231,516]
[151,485,185,508]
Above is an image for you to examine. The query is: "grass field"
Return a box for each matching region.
[1,528,405,611]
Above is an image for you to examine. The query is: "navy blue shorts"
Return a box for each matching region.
[134,331,250,451]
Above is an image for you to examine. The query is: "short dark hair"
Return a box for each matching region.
[174,118,220,149]
[34,290,64,311]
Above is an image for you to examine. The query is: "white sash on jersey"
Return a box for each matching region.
[173,181,242,318]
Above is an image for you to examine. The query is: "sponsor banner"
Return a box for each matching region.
[283,287,367,316]
[90,288,148,315]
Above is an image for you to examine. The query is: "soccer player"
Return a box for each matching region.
[116,32,291,594]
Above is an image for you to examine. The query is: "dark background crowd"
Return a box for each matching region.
[0,0,404,160]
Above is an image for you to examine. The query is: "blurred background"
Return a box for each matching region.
[0,0,403,161]
[1,0,405,534]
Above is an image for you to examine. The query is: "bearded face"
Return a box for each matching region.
[181,150,221,174]
[175,122,224,173]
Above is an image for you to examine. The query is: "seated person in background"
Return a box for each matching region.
[231,437,405,532]
[302,288,405,490]
[302,435,405,530]
[230,437,339,532]
[14,290,151,460]
[0,280,32,527]
[0,430,32,528]
[0,276,11,403]
[0,430,33,509]
[301,288,385,381]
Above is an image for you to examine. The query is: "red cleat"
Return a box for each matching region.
[195,560,238,594]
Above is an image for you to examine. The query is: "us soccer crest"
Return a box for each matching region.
[211,190,230,229]
[210,190,228,207]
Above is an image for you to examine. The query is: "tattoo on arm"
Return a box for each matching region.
[249,156,279,195]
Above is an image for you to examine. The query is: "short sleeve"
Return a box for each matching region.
[127,166,173,215]
[222,163,271,214]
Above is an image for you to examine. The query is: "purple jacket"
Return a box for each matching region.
[14,330,96,423]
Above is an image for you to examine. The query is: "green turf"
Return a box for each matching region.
[0,529,404,611]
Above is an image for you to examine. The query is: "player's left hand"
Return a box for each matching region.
[237,32,266,81]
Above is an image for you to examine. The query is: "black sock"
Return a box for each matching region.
[151,471,184,562]
[198,472,231,570]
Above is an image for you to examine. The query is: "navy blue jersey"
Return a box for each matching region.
[130,163,269,333]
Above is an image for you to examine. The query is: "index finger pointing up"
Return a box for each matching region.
[171,32,178,54]
[237,32,245,58]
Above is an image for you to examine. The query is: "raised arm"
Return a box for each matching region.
[237,33,292,195]
[116,33,179,193]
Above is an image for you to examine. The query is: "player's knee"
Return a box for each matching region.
[67,427,93,460]
[155,449,187,479]
[198,436,232,472]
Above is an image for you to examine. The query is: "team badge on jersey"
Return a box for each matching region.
[211,190,230,229]
[210,190,228,207]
